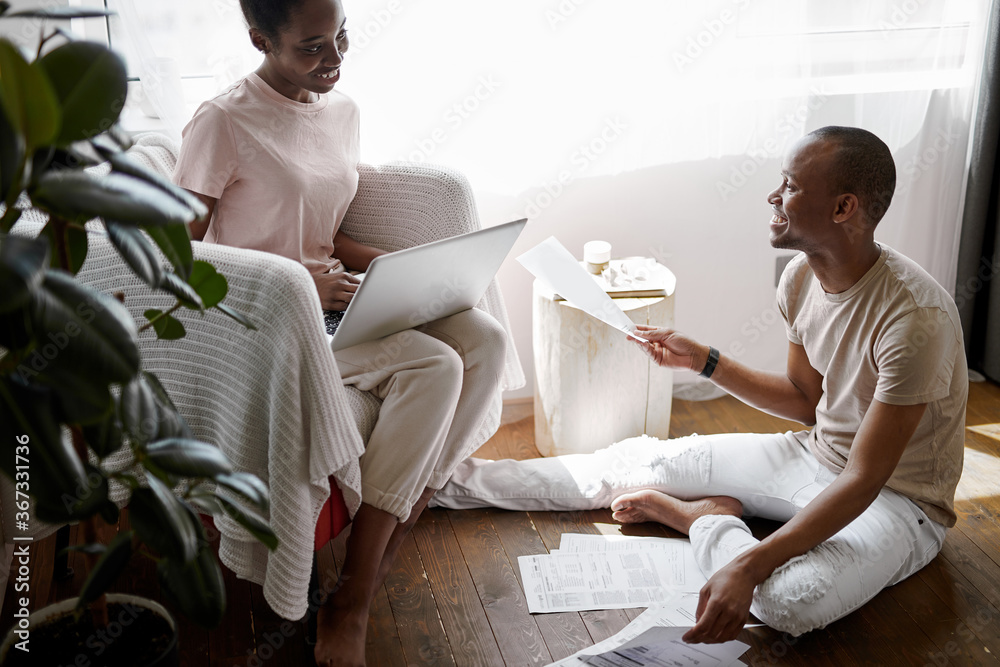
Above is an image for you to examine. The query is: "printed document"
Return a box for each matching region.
[547,596,749,666]
[518,536,707,614]
[517,237,647,341]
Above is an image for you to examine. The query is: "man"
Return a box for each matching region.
[431,126,968,643]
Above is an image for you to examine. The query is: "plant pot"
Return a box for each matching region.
[0,593,178,667]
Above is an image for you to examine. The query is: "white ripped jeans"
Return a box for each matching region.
[431,431,947,636]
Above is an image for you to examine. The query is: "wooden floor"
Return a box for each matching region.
[5,380,1000,666]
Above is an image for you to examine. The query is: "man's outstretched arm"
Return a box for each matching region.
[634,327,823,425]
[682,398,927,643]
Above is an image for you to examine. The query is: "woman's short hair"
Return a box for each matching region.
[240,0,308,46]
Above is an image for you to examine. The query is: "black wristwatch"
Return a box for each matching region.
[699,346,720,379]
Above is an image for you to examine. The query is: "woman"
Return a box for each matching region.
[172,1,507,664]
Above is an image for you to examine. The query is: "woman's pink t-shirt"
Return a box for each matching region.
[173,72,360,276]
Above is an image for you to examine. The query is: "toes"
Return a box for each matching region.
[611,490,649,513]
[612,508,644,524]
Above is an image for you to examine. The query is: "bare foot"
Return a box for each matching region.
[313,600,368,667]
[610,490,742,535]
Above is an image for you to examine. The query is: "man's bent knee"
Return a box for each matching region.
[752,540,863,636]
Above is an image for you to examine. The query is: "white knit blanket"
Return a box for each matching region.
[5,134,525,620]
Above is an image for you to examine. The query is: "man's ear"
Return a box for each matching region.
[249,28,271,54]
[832,193,859,224]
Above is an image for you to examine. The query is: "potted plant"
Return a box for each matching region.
[0,4,277,665]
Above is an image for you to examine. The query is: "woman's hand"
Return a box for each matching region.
[631,325,709,372]
[313,271,361,311]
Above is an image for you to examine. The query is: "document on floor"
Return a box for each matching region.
[547,595,749,666]
[517,237,647,342]
[518,535,708,614]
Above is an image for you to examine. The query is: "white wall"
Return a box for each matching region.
[483,153,793,401]
[482,91,973,402]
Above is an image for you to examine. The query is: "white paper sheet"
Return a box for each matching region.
[556,533,707,598]
[517,237,647,341]
[583,626,749,667]
[518,539,707,614]
[547,594,750,666]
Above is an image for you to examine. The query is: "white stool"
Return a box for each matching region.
[532,263,676,456]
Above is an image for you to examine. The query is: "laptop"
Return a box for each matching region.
[329,218,527,352]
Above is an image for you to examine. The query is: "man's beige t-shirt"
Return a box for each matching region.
[778,245,968,527]
[173,72,360,276]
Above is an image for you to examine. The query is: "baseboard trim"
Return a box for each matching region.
[503,396,532,407]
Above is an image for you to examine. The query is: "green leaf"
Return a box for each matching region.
[157,540,226,628]
[99,499,120,524]
[188,260,227,309]
[145,438,233,478]
[216,494,278,551]
[30,171,197,227]
[130,476,198,563]
[214,471,269,511]
[214,303,256,331]
[76,531,133,611]
[0,302,31,351]
[120,372,159,446]
[51,380,112,425]
[0,233,48,313]
[186,493,224,516]
[102,150,208,220]
[161,271,203,310]
[4,7,114,19]
[0,205,21,234]
[81,403,124,458]
[144,308,185,340]
[145,223,193,279]
[141,370,192,440]
[28,269,139,393]
[0,40,60,150]
[37,41,127,145]
[105,220,163,288]
[0,91,23,199]
[39,219,88,275]
[53,461,109,521]
[0,377,87,496]
[107,125,133,152]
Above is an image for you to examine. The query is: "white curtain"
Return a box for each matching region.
[329,0,989,288]
[116,0,993,394]
[107,0,259,142]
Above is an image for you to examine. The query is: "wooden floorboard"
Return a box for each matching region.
[447,509,551,665]
[385,531,454,666]
[4,380,1000,665]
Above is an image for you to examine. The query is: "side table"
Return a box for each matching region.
[532,263,676,456]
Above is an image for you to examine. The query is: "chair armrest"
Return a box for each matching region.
[340,162,483,250]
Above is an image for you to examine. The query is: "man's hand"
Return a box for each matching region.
[313,271,361,311]
[683,560,758,644]
[632,325,708,373]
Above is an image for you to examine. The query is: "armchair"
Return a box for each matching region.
[4,133,525,621]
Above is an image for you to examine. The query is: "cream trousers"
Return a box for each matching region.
[432,430,947,636]
[334,308,506,520]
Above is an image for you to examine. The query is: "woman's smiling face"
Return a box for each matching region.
[251,0,349,103]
